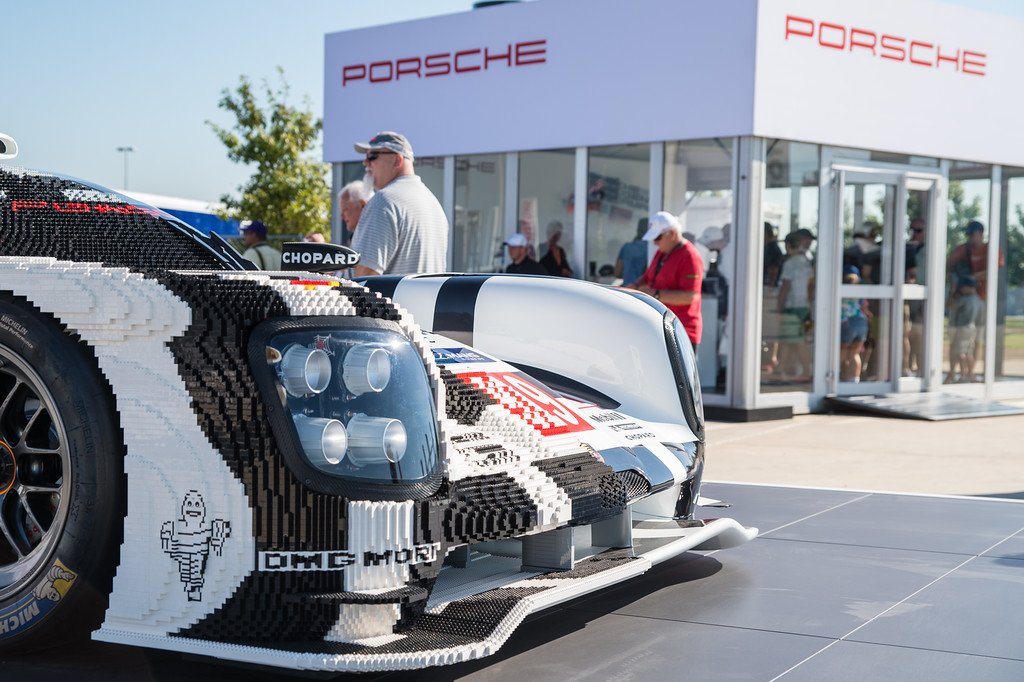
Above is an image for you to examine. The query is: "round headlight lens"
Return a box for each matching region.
[346,414,407,465]
[342,346,391,395]
[282,345,332,396]
[294,415,348,468]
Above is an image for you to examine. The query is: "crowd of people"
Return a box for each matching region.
[233,128,708,351]
[235,128,1004,391]
[760,213,1002,387]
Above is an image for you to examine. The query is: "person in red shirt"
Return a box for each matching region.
[628,211,705,348]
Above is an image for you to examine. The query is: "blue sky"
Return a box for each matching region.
[2,0,1021,201]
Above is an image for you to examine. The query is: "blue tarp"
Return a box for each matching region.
[163,208,240,237]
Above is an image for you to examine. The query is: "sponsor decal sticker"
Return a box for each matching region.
[313,334,336,356]
[259,543,439,572]
[432,347,492,365]
[460,371,594,436]
[160,491,231,602]
[0,559,78,639]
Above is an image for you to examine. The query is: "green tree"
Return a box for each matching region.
[946,180,982,251]
[208,68,329,238]
[1010,204,1024,287]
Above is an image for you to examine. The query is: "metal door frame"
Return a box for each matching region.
[818,159,945,396]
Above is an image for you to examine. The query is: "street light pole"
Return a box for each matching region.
[116,145,135,189]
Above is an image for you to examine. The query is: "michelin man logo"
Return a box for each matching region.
[32,563,75,603]
[160,491,231,601]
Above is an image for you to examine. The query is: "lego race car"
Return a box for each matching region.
[0,134,754,672]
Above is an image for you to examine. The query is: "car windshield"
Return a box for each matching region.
[0,166,249,271]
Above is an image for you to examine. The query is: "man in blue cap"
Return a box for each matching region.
[239,220,281,270]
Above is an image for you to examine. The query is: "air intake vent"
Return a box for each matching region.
[616,469,651,501]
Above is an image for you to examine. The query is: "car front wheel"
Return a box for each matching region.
[0,296,124,650]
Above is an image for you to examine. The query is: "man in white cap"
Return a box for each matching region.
[504,233,546,275]
[628,211,705,349]
[351,131,448,276]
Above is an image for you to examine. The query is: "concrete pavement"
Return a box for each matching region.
[703,405,1024,498]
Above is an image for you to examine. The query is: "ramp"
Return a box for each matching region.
[826,392,1024,420]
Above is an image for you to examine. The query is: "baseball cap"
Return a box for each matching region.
[843,264,860,277]
[699,225,726,247]
[353,131,414,160]
[642,211,682,241]
[958,275,978,288]
[794,228,816,241]
[505,233,528,248]
[239,219,267,237]
[965,220,984,234]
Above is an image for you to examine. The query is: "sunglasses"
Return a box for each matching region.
[911,228,924,233]
[654,233,665,243]
[365,151,395,162]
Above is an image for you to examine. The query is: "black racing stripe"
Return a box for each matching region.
[357,274,405,301]
[433,275,491,346]
[150,272,346,643]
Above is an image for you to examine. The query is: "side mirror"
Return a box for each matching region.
[281,242,360,273]
[0,134,18,161]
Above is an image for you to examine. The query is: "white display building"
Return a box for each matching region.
[322,0,1024,417]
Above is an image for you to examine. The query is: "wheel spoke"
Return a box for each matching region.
[0,508,25,559]
[17,493,45,542]
[0,345,74,595]
[18,445,58,457]
[17,401,45,450]
[0,378,22,430]
[19,484,59,495]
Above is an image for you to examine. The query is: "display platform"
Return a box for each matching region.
[4,482,1023,681]
[826,393,1024,420]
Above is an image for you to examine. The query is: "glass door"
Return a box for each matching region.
[827,168,941,395]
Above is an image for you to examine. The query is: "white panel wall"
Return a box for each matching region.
[324,0,758,163]
[754,0,1024,165]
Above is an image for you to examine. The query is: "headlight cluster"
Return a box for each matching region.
[263,326,438,486]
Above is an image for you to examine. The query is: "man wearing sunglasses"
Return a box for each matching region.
[628,211,705,350]
[351,131,448,276]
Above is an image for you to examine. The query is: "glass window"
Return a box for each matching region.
[518,149,575,275]
[996,166,1024,382]
[341,161,364,186]
[664,138,735,394]
[944,161,992,385]
[415,156,445,205]
[586,144,650,283]
[760,140,820,393]
[454,154,505,273]
[827,146,939,168]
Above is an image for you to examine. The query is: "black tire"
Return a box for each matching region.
[0,294,124,651]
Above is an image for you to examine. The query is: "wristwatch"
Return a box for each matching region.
[654,290,661,300]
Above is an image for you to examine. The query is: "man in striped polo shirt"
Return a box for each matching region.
[351,131,449,276]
